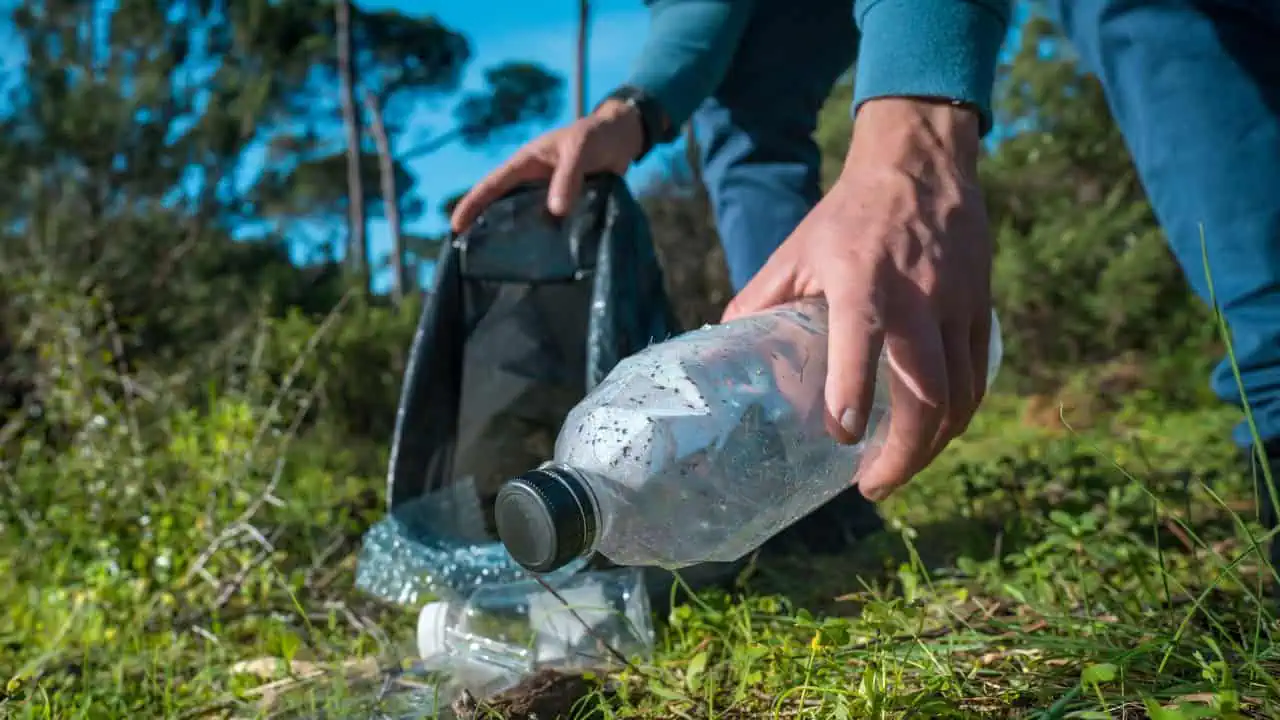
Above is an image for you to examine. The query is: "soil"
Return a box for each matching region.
[451,668,611,720]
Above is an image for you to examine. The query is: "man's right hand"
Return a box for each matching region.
[722,98,993,503]
[449,99,645,233]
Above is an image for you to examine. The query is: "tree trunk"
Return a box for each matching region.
[574,0,590,119]
[363,90,406,303]
[335,0,367,291]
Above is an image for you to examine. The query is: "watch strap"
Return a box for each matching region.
[597,85,676,163]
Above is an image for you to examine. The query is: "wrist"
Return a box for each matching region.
[847,98,982,181]
[591,98,646,165]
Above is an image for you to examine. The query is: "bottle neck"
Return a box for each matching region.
[543,463,603,560]
[494,462,602,574]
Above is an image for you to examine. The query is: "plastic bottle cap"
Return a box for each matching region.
[416,601,449,660]
[495,466,598,574]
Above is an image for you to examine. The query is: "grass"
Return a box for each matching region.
[2,318,1278,718]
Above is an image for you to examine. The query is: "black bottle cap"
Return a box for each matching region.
[495,465,598,574]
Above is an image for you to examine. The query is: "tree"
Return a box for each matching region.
[364,89,406,302]
[335,0,368,288]
[576,0,590,119]
[0,0,565,434]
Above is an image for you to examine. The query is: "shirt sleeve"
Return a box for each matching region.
[624,0,757,132]
[852,0,1011,135]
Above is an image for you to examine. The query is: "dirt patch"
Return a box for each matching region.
[452,668,611,720]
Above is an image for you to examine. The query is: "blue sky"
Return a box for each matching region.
[359,0,668,288]
[0,0,658,289]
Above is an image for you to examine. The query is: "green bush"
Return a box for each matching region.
[257,296,422,455]
[981,17,1215,388]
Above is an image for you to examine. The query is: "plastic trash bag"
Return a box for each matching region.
[355,173,679,604]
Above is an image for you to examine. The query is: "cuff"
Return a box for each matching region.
[625,0,756,133]
[852,0,1010,136]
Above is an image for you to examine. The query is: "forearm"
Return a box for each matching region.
[852,0,1011,136]
[625,0,756,134]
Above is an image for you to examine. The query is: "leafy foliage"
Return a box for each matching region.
[0,0,562,450]
[455,62,565,146]
[980,15,1216,386]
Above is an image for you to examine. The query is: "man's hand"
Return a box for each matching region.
[723,98,994,502]
[450,99,645,233]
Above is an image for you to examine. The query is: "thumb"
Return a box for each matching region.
[822,287,885,445]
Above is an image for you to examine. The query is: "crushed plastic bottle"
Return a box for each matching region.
[415,566,653,695]
[354,478,585,606]
[493,299,1003,572]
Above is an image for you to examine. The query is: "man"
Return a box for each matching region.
[451,0,1280,574]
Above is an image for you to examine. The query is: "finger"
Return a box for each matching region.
[856,311,948,502]
[924,320,975,462]
[547,137,586,216]
[721,250,795,322]
[822,285,885,445]
[851,402,891,488]
[450,152,548,232]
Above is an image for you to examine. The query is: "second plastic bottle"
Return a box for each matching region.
[416,566,654,696]
[494,299,1003,573]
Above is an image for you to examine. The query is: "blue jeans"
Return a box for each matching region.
[690,0,857,293]
[693,0,1280,449]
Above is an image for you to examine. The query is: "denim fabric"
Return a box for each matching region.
[689,0,857,291]
[1050,0,1280,447]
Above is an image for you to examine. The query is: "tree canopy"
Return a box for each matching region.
[0,0,565,444]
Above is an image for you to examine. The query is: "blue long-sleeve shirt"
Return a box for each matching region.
[625,0,1011,135]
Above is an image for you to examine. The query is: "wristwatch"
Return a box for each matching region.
[597,85,677,163]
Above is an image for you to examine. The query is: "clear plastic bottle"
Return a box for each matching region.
[415,566,653,691]
[494,299,1003,572]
